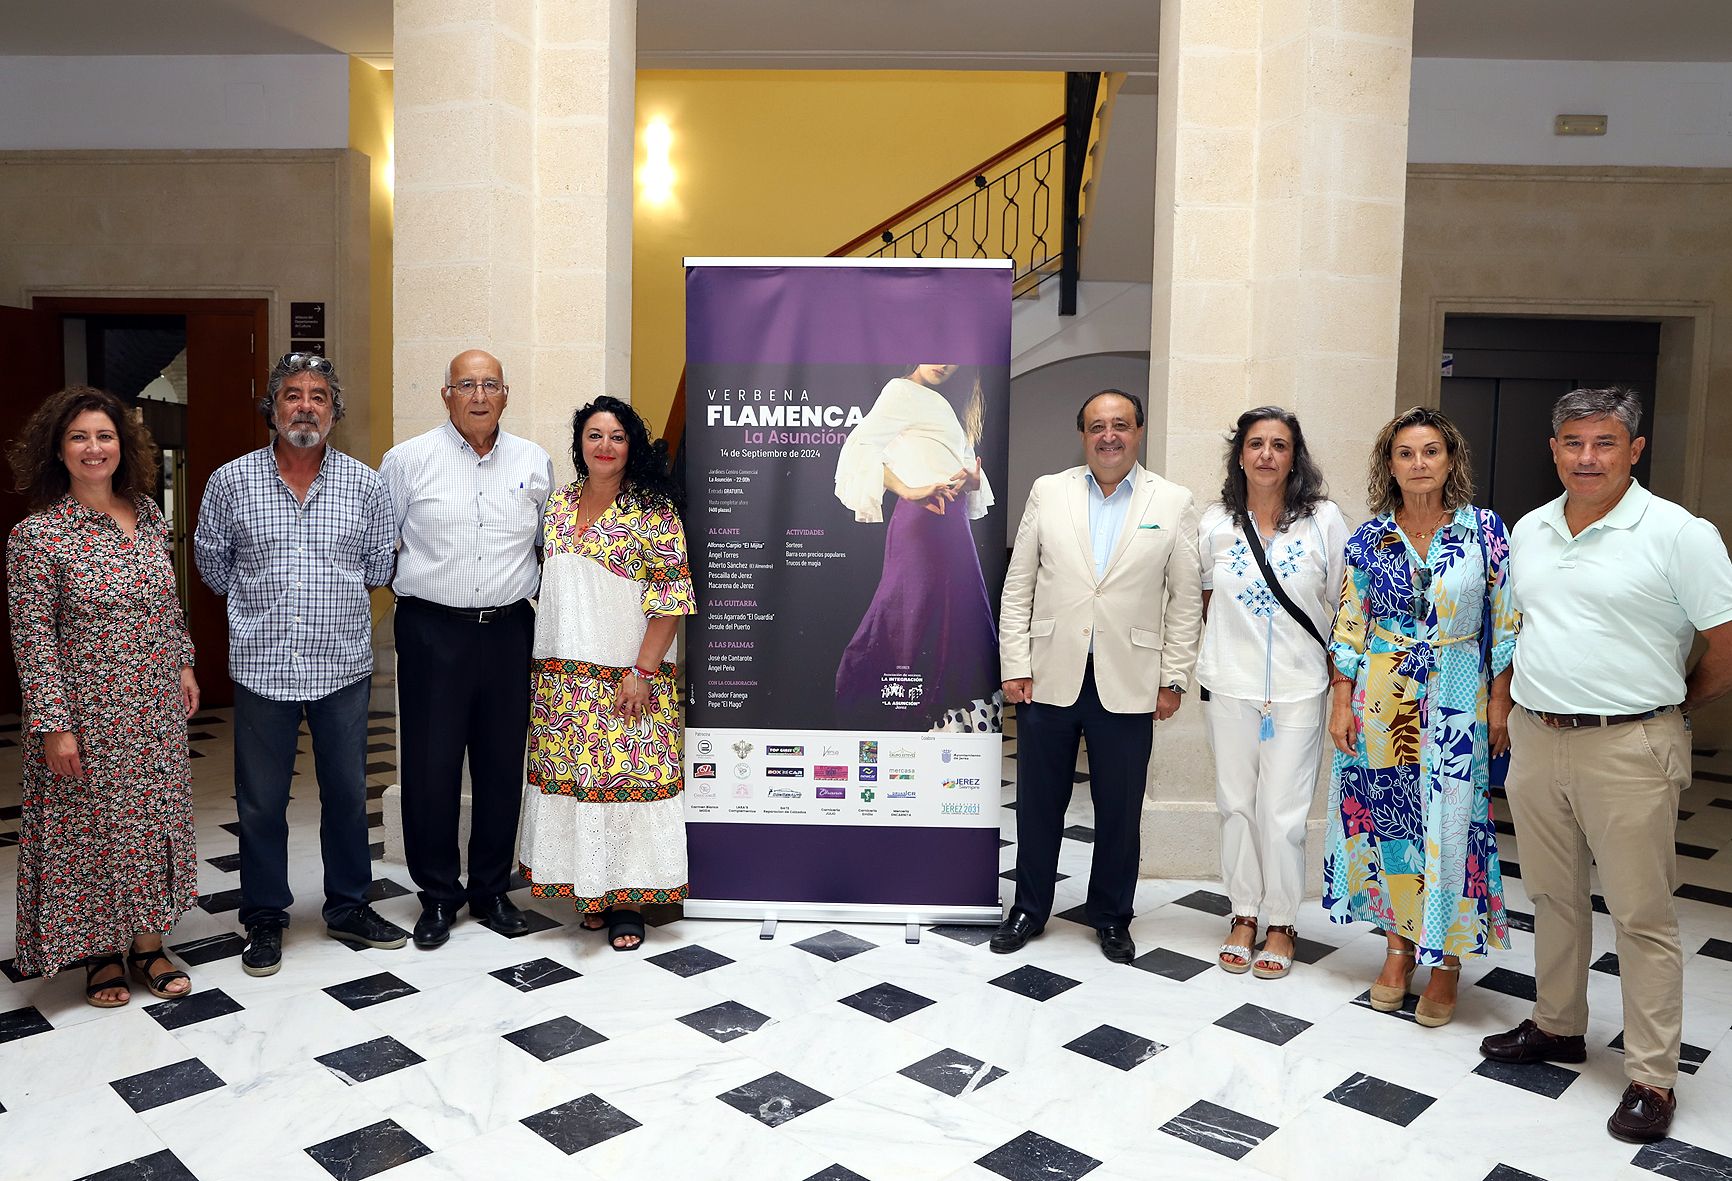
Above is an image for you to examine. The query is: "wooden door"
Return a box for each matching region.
[0,306,68,715]
[185,311,270,708]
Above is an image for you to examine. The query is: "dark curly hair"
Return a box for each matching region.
[8,386,160,512]
[1367,406,1474,517]
[1219,406,1328,533]
[571,396,682,512]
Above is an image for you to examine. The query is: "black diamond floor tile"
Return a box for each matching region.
[0,1005,54,1044]
[999,867,1069,884]
[1699,937,1732,962]
[1678,841,1718,859]
[678,1000,772,1043]
[522,1093,642,1154]
[838,981,936,1023]
[146,988,244,1030]
[1483,1165,1546,1181]
[76,1149,200,1181]
[1506,909,1536,934]
[0,803,21,820]
[977,1130,1102,1180]
[989,964,1082,1002]
[503,1015,607,1062]
[1280,934,1341,965]
[929,924,997,947]
[366,741,393,753]
[364,760,394,775]
[219,821,242,838]
[792,929,879,961]
[304,1118,431,1180]
[110,1057,225,1113]
[1350,988,1419,1022]
[645,943,734,977]
[1591,952,1621,976]
[363,878,412,903]
[1472,1057,1580,1099]
[803,1167,870,1181]
[1060,824,1095,843]
[194,887,244,914]
[324,972,418,1011]
[1171,889,1233,916]
[509,907,565,935]
[1630,1137,1732,1180]
[169,933,247,967]
[1502,860,1522,879]
[1214,1002,1311,1046]
[1607,1031,1711,1075]
[204,852,242,873]
[1130,946,1214,982]
[716,1072,832,1128]
[490,958,581,992]
[899,1048,1007,1097]
[1475,966,1538,1001]
[1158,1099,1277,1162]
[1064,1024,1164,1071]
[0,959,41,984]
[1676,883,1732,908]
[316,1036,427,1084]
[1054,904,1092,927]
[1325,1071,1436,1126]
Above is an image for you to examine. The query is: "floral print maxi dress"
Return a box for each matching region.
[1322,507,1517,965]
[6,496,197,978]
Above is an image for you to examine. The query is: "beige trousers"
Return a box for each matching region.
[1505,705,1690,1089]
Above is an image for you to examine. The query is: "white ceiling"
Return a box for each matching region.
[1,0,1729,65]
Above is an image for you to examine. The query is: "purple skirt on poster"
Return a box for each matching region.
[834,496,999,728]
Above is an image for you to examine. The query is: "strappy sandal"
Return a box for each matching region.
[1369,945,1416,1011]
[126,945,192,1000]
[1252,924,1297,980]
[84,953,130,1008]
[1218,914,1258,974]
[607,908,645,952]
[1415,961,1460,1028]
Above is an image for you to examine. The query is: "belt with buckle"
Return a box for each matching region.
[1526,704,1673,729]
[397,596,527,624]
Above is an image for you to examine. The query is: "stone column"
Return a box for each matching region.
[393,0,636,478]
[1143,0,1414,879]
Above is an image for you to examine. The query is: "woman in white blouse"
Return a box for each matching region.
[1196,407,1347,978]
[832,364,1000,731]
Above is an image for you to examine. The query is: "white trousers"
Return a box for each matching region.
[1203,691,1327,926]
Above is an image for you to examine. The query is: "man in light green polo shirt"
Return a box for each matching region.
[1480,387,1732,1145]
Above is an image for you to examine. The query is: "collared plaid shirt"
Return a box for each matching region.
[194,444,396,702]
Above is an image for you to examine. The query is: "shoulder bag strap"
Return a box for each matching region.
[1243,522,1330,652]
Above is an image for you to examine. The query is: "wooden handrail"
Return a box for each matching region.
[829,114,1065,257]
[665,112,1066,455]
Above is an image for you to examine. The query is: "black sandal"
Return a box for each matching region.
[126,945,192,999]
[84,953,130,1008]
[607,908,645,952]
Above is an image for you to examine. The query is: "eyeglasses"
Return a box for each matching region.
[278,353,334,374]
[446,379,507,398]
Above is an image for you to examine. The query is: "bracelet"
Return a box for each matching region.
[632,665,657,681]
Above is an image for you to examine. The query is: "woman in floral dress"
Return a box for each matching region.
[6,386,199,1005]
[517,396,694,951]
[1324,407,1517,1028]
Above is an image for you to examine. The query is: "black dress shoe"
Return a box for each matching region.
[412,901,460,949]
[1479,1019,1587,1065]
[989,909,1045,954]
[1098,925,1136,964]
[471,895,531,936]
[1607,1082,1676,1143]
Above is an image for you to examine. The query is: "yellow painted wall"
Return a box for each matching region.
[632,70,1062,438]
[348,57,395,468]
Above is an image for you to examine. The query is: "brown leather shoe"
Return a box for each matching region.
[1607,1082,1675,1143]
[1479,1019,1587,1064]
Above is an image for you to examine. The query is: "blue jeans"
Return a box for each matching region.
[233,675,372,928]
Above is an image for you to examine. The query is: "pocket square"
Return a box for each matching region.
[1137,523,1161,530]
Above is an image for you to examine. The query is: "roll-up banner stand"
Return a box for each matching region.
[683,258,1011,926]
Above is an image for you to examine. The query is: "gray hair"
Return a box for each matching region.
[1551,386,1641,439]
[259,351,346,429]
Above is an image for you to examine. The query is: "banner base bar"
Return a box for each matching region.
[684,899,1003,927]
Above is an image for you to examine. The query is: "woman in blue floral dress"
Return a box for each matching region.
[1324,407,1517,1028]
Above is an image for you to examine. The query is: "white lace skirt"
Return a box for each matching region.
[517,792,689,912]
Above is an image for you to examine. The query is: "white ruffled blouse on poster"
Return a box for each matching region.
[1195,500,1349,703]
[833,377,993,523]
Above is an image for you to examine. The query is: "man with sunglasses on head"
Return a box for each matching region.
[380,350,552,949]
[195,351,406,975]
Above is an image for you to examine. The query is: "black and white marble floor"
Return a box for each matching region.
[3,695,1732,1181]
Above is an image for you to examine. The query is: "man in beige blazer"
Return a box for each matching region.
[993,389,1202,963]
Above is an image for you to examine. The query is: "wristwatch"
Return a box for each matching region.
[1165,682,1185,695]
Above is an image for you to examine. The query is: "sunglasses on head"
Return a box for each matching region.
[278,352,334,374]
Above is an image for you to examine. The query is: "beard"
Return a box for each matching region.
[280,420,325,448]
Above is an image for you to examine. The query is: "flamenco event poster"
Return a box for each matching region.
[683,258,1010,923]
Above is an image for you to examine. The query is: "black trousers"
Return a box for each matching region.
[1012,661,1154,929]
[394,597,534,907]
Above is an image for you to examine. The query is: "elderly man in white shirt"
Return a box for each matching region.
[1480,387,1732,1144]
[380,349,554,949]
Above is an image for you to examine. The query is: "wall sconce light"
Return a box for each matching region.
[640,118,675,205]
[1554,114,1608,136]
